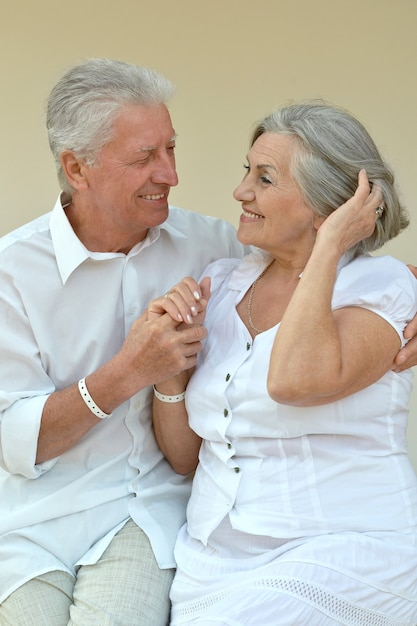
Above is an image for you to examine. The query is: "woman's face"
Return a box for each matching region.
[234,132,323,258]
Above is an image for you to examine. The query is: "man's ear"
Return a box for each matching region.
[60,151,90,191]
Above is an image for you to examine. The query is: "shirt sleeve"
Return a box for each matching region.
[0,395,58,477]
[0,264,58,478]
[332,255,417,347]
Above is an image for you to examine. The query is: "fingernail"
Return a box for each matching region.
[186,314,192,323]
[194,291,201,300]
[191,306,197,316]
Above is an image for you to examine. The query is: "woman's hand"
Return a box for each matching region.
[317,169,383,255]
[147,276,211,325]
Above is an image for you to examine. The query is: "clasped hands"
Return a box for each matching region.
[148,276,211,327]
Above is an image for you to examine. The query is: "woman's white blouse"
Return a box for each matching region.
[185,251,417,544]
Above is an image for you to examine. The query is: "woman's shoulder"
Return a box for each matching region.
[334,253,417,323]
[338,254,416,289]
[349,253,411,272]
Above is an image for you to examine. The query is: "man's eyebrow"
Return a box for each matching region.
[136,134,178,154]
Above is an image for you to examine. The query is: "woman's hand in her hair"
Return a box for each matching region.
[316,169,383,255]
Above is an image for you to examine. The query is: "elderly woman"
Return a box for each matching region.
[151,102,417,625]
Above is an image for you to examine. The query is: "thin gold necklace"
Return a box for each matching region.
[247,261,274,334]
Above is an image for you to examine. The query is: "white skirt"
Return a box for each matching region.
[170,524,417,626]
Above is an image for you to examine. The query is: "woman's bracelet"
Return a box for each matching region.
[153,385,186,403]
[78,377,112,419]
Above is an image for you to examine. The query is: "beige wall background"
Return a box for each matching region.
[1,0,417,467]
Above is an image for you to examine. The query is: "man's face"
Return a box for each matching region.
[80,103,179,249]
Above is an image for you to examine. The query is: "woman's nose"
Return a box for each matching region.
[233,179,254,202]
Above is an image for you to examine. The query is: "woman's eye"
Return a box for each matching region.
[243,165,272,184]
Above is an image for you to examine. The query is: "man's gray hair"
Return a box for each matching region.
[250,101,409,255]
[46,58,175,192]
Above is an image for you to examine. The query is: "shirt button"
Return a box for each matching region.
[227,443,232,449]
[223,408,229,417]
[234,467,240,473]
[225,373,230,382]
[246,342,251,351]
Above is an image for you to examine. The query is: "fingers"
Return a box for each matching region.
[147,297,184,323]
[393,335,417,372]
[361,170,385,225]
[159,320,208,375]
[147,276,211,325]
[181,327,208,358]
[199,276,211,301]
[407,264,417,280]
[124,314,208,386]
[356,170,383,217]
[392,309,417,371]
[318,170,386,254]
[162,276,210,324]
[403,310,417,341]
[355,169,371,199]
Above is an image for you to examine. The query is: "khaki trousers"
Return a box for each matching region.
[0,518,174,625]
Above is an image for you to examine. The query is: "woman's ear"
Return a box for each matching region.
[60,151,89,191]
[312,213,326,231]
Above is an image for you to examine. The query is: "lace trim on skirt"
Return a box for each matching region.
[171,576,412,626]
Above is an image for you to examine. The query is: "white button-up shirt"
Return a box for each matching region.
[185,251,417,545]
[0,196,245,602]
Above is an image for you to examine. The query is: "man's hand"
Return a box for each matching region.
[117,311,208,394]
[393,265,417,372]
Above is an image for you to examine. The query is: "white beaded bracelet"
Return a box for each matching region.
[78,377,112,419]
[153,386,186,403]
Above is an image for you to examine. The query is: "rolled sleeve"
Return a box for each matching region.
[0,394,57,477]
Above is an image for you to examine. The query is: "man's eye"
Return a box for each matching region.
[132,157,149,166]
[260,176,272,184]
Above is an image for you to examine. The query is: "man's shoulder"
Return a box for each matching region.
[0,212,51,256]
[162,206,245,267]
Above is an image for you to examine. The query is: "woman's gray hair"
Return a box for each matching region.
[46,58,175,193]
[250,101,409,254]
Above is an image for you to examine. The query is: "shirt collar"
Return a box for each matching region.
[50,195,187,285]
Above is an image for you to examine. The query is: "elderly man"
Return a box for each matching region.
[0,58,245,625]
